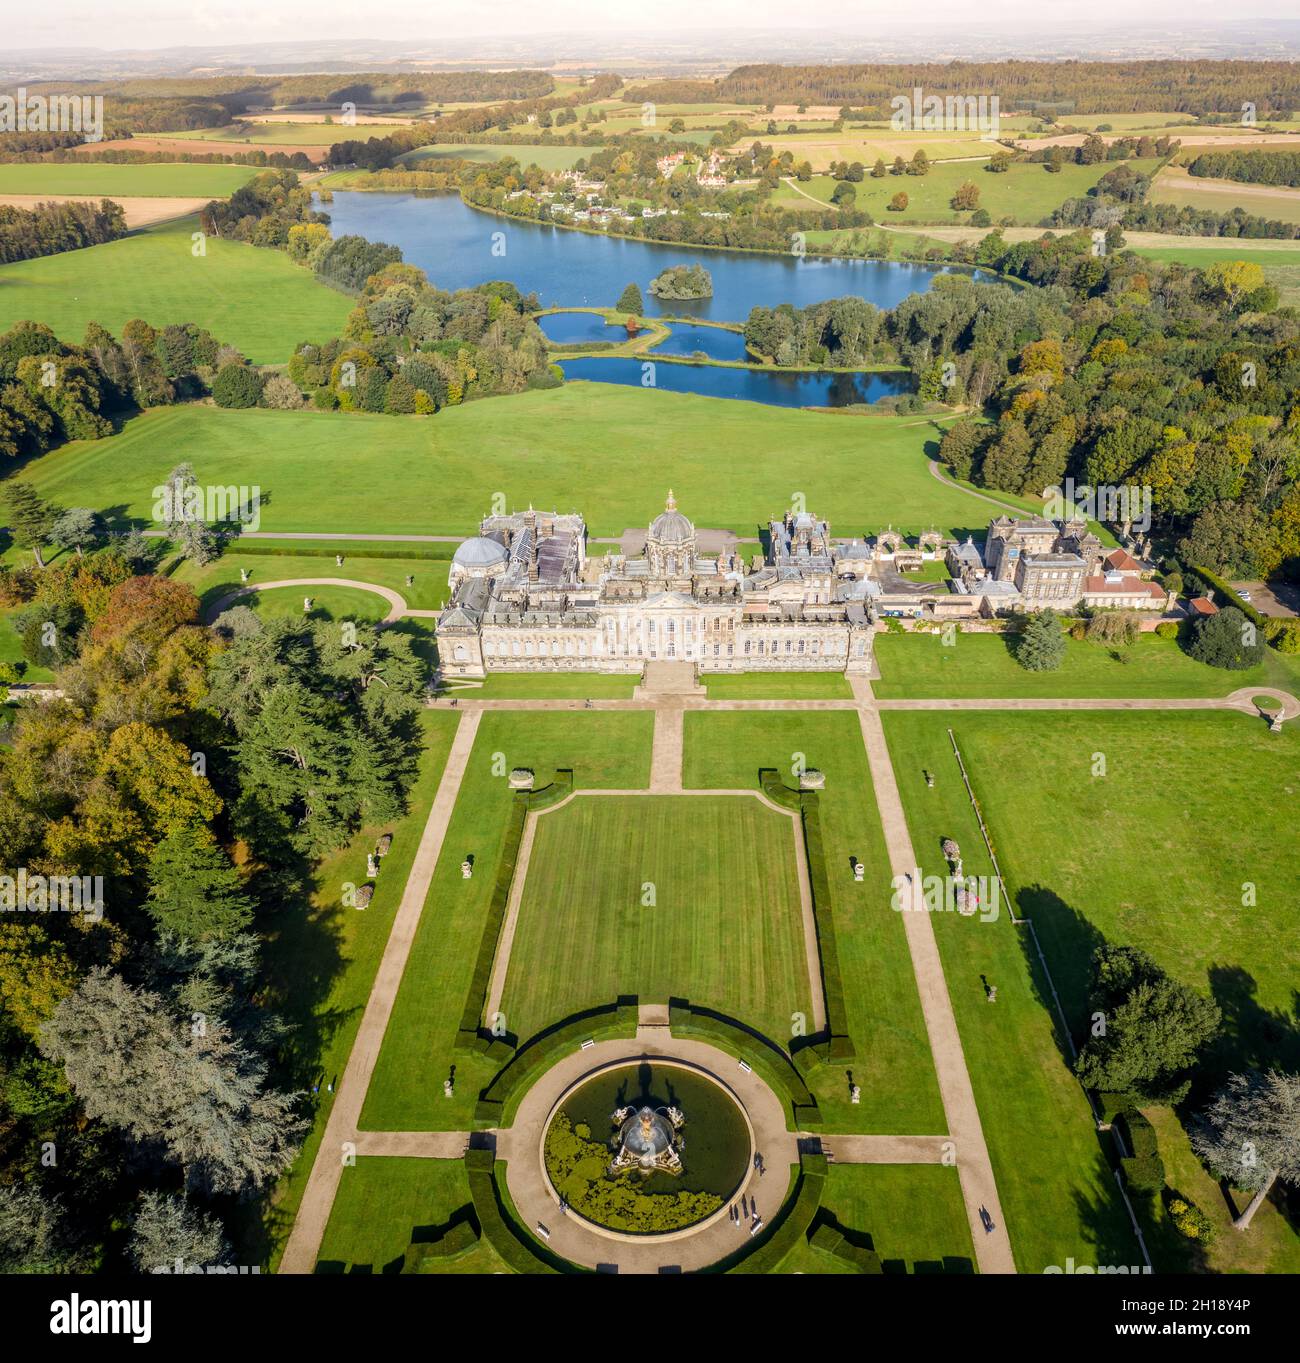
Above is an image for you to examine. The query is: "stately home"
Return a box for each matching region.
[436,493,878,678]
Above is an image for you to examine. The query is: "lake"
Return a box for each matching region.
[321,190,960,322]
[538,313,751,363]
[558,357,911,408]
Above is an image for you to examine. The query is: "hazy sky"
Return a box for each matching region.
[11,0,1300,52]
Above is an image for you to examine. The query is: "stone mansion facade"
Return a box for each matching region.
[436,493,877,679]
[435,496,1168,679]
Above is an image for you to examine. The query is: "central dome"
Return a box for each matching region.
[649,489,693,544]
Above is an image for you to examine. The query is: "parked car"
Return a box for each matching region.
[1236,589,1252,602]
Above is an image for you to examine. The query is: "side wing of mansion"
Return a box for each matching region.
[435,495,1167,679]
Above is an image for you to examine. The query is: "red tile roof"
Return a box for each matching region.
[1189,596,1218,616]
[1083,575,1165,598]
[1104,549,1141,572]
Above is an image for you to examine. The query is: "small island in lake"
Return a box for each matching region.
[647,264,714,300]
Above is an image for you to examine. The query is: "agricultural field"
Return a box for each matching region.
[499,794,815,1044]
[10,388,1003,540]
[0,215,352,365]
[0,162,258,197]
[743,131,998,172]
[1150,165,1300,226]
[164,122,370,147]
[775,159,1163,226]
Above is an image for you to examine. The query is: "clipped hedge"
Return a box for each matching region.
[472,999,640,1126]
[1117,1109,1165,1193]
[759,769,854,1062]
[402,1214,480,1271]
[456,792,529,1050]
[464,1148,562,1274]
[220,541,457,561]
[799,795,853,1061]
[667,999,821,1128]
[721,1152,828,1274]
[810,1220,883,1273]
[456,773,574,1052]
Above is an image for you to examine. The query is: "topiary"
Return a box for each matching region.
[1154,621,1180,641]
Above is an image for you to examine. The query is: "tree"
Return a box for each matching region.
[1017,609,1066,671]
[937,419,986,482]
[40,969,308,1195]
[128,1192,229,1272]
[260,374,303,409]
[870,158,887,178]
[1188,606,1266,671]
[1191,1071,1300,1230]
[0,1184,84,1273]
[49,507,104,558]
[1086,610,1140,648]
[616,283,644,315]
[91,575,199,649]
[211,363,264,410]
[986,151,1012,173]
[951,181,981,211]
[888,192,909,212]
[1074,945,1220,1102]
[907,149,931,176]
[831,182,857,209]
[3,482,57,568]
[147,824,254,943]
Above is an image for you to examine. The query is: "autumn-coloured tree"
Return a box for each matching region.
[90,575,199,649]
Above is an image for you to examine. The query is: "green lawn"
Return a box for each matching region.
[873,630,1300,699]
[882,712,1143,1273]
[10,393,997,539]
[702,671,852,699]
[255,710,461,1268]
[779,1164,977,1273]
[683,712,945,1135]
[0,163,258,198]
[0,216,353,365]
[442,673,637,699]
[937,709,1300,1273]
[774,160,1161,226]
[316,1158,507,1273]
[358,711,654,1131]
[501,795,813,1045]
[953,711,1300,1078]
[0,607,52,683]
[173,552,452,615]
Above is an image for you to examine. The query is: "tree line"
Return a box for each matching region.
[0,531,428,1269]
[625,60,1300,116]
[0,199,126,266]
